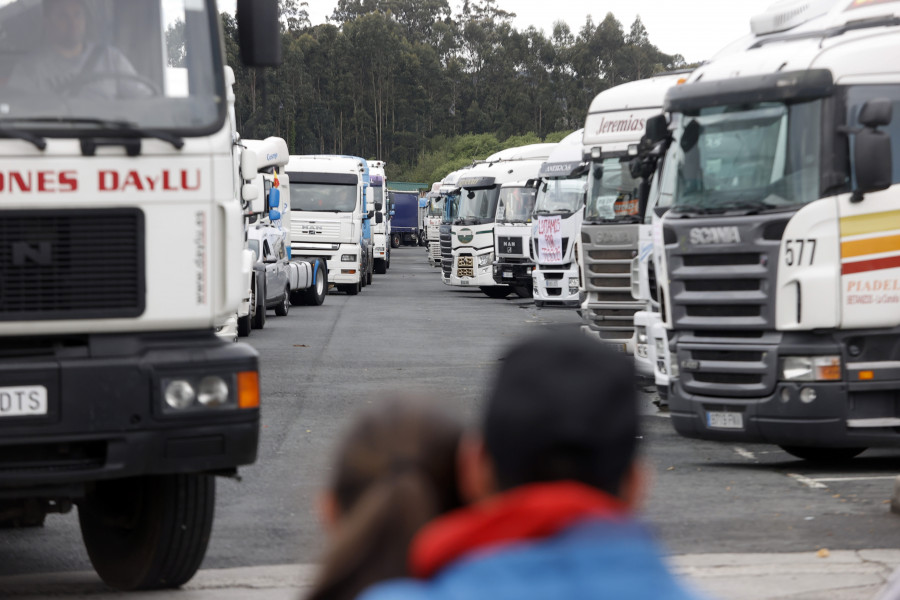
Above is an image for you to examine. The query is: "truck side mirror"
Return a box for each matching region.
[241,183,259,203]
[375,202,383,211]
[375,213,384,224]
[237,0,282,67]
[240,150,258,181]
[366,210,375,219]
[645,114,668,144]
[852,98,893,202]
[268,187,280,209]
[269,209,282,221]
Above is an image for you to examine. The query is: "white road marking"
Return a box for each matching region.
[788,473,828,489]
[810,476,897,483]
[733,447,757,461]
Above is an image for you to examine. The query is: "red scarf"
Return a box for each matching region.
[411,481,630,579]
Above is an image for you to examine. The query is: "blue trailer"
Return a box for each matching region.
[388,191,421,247]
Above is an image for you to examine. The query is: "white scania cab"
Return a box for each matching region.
[286,155,372,295]
[368,160,390,274]
[438,169,466,283]
[451,144,555,298]
[531,130,588,308]
[0,0,280,590]
[424,182,444,267]
[655,0,900,461]
[579,73,687,380]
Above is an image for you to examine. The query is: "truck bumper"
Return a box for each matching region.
[0,331,259,496]
[491,261,533,287]
[293,243,360,285]
[533,264,580,307]
[669,329,900,448]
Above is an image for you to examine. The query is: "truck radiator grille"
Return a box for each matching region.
[677,342,775,398]
[0,209,144,321]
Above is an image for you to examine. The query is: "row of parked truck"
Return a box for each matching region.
[425,0,900,465]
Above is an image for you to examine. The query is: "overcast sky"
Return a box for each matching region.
[218,0,777,64]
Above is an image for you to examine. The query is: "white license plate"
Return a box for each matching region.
[460,279,470,286]
[707,411,743,429]
[0,386,48,417]
[502,271,513,278]
[545,280,562,288]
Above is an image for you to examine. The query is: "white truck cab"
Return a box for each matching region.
[368,160,390,274]
[654,0,900,459]
[424,182,444,267]
[438,169,466,283]
[531,130,588,308]
[286,155,371,295]
[451,144,555,298]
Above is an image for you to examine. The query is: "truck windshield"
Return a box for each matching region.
[671,101,822,213]
[290,183,358,212]
[427,198,444,216]
[0,0,222,134]
[457,186,500,223]
[442,192,459,224]
[496,186,537,223]
[585,158,642,223]
[534,176,587,215]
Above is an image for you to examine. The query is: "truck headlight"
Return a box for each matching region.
[165,380,196,410]
[478,253,493,267]
[198,376,230,407]
[655,338,666,353]
[779,356,842,382]
[341,254,356,262]
[568,277,579,295]
[636,326,648,345]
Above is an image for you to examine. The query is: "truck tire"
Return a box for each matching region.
[391,233,401,248]
[374,259,386,275]
[342,278,361,295]
[366,262,373,285]
[480,286,513,299]
[78,474,215,591]
[252,279,266,330]
[513,286,533,299]
[386,249,391,270]
[275,285,290,316]
[419,231,427,246]
[237,314,251,337]
[303,263,327,306]
[779,446,866,463]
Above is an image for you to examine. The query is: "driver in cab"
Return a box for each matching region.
[7,0,151,98]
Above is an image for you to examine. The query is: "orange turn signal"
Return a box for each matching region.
[237,371,260,409]
[858,370,875,381]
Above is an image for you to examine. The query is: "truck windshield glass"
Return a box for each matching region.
[671,101,821,213]
[534,176,587,215]
[496,186,537,223]
[442,192,459,223]
[585,158,642,222]
[0,0,222,134]
[428,198,444,216]
[457,186,500,222]
[290,183,358,212]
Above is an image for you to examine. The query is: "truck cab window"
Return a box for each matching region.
[846,85,900,186]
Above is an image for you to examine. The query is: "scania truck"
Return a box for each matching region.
[531,130,588,308]
[368,160,390,274]
[286,155,372,295]
[655,0,900,461]
[425,182,444,267]
[579,73,686,380]
[451,144,555,298]
[0,0,279,590]
[439,169,465,283]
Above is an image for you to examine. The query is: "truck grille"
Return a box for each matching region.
[457,255,474,278]
[676,339,777,398]
[580,224,640,340]
[440,225,452,278]
[0,209,144,321]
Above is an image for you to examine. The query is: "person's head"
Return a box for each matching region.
[459,329,642,506]
[307,397,463,600]
[44,0,87,54]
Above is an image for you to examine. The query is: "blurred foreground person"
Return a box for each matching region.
[361,331,707,600]
[305,398,463,600]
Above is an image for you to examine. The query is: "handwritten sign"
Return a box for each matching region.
[537,215,563,264]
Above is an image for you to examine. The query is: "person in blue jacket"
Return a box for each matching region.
[360,330,709,600]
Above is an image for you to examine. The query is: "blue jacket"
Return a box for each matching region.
[359,518,707,600]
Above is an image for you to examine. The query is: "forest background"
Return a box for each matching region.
[213,0,688,183]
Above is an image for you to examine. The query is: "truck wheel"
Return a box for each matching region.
[391,233,401,248]
[366,264,373,285]
[78,474,215,591]
[303,263,327,306]
[386,249,391,270]
[252,279,266,330]
[513,285,533,299]
[480,286,513,299]
[419,232,427,246]
[275,285,290,316]
[237,314,251,337]
[360,268,367,288]
[374,259,386,275]
[345,278,361,295]
[779,446,867,463]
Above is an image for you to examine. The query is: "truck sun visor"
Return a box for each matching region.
[539,161,586,179]
[665,69,834,114]
[369,175,385,187]
[287,172,358,185]
[457,176,496,190]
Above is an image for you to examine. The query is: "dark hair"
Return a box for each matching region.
[483,329,639,496]
[305,398,463,600]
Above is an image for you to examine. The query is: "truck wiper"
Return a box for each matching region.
[0,125,47,150]
[0,117,184,150]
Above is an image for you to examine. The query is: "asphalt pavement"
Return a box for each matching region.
[2,247,900,598]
